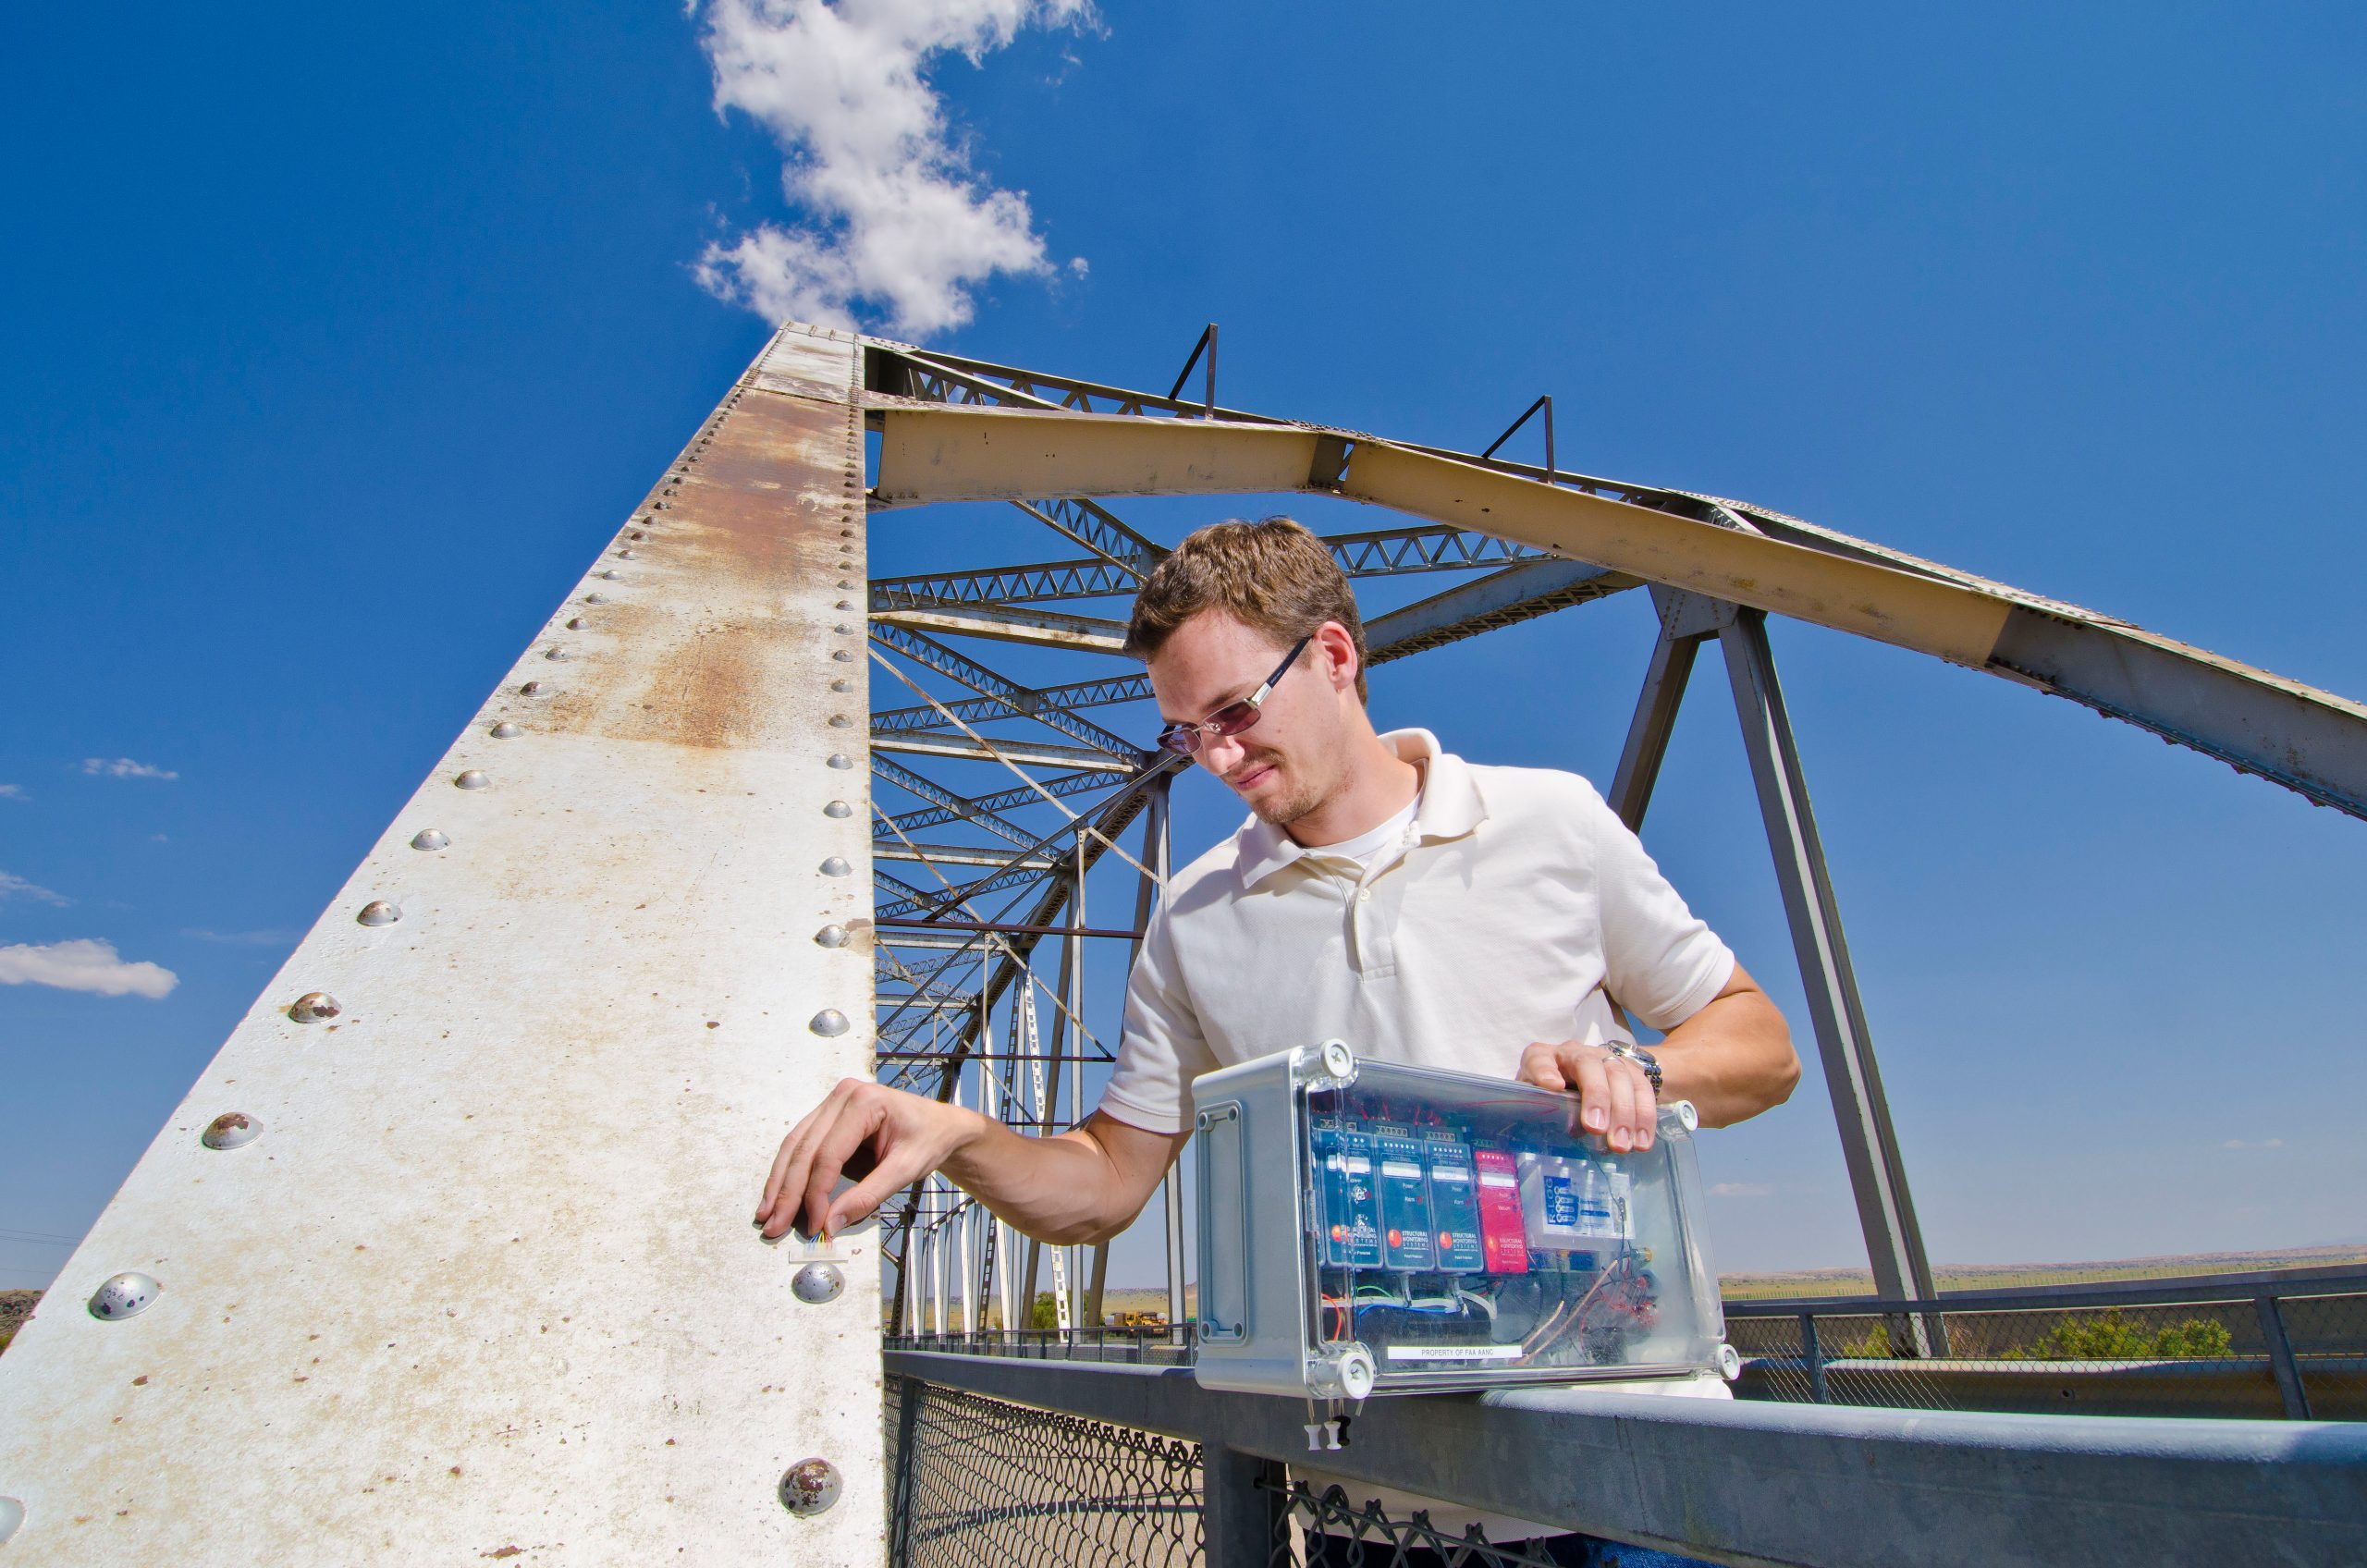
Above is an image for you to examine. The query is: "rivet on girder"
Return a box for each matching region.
[827,753,852,770]
[809,1010,850,1037]
[830,680,852,693]
[490,722,522,739]
[837,581,852,590]
[792,1262,844,1305]
[815,925,847,948]
[566,617,585,630]
[456,770,490,790]
[357,900,401,927]
[88,1273,160,1321]
[0,1495,20,1545]
[779,1458,841,1516]
[835,600,852,611]
[630,530,647,540]
[411,829,449,851]
[828,716,851,729]
[600,570,621,581]
[820,857,852,877]
[518,680,543,696]
[583,594,607,605]
[832,650,853,663]
[834,624,853,635]
[202,1112,263,1151]
[823,801,852,818]
[545,647,570,661]
[288,992,340,1023]
[617,548,634,558]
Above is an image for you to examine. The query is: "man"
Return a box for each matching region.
[760,517,1800,1564]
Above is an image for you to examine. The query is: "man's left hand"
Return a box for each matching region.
[1518,1040,1657,1152]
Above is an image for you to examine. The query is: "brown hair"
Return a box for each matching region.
[1123,516,1369,703]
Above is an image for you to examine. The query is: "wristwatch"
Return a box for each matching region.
[1604,1040,1663,1098]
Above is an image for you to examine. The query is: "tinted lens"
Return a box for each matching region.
[1204,700,1260,737]
[1156,726,1202,756]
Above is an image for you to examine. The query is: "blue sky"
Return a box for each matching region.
[4,2,2364,1290]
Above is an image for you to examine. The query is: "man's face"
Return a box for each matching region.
[1145,610,1343,827]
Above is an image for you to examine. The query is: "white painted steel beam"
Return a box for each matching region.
[0,326,885,1562]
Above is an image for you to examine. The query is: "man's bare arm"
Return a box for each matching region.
[1519,962,1799,1151]
[755,1078,1187,1246]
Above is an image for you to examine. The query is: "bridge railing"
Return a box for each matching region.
[882,1347,2367,1568]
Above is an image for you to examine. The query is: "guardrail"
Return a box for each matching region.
[1723,1264,2367,1421]
[884,1348,2367,1567]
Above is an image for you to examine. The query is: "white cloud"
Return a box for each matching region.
[0,872,67,906]
[2219,1138,2286,1151]
[82,757,178,780]
[0,784,25,800]
[693,0,1091,337]
[0,938,178,998]
[1709,1182,1773,1198]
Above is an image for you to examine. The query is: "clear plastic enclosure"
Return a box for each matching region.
[1300,1058,1722,1390]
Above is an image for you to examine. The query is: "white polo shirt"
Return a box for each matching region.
[1101,729,1737,1134]
[1101,727,1742,1542]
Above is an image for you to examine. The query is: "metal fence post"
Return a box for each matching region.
[2254,1293,2313,1420]
[1200,1439,1285,1567]
[889,1373,923,1565]
[1800,1312,1830,1404]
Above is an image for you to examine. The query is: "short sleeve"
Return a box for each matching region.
[1097,899,1219,1135]
[1581,784,1736,1033]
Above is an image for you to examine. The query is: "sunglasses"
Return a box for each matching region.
[1154,636,1312,757]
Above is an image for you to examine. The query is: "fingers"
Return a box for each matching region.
[1566,1047,1613,1135]
[801,1093,891,1240]
[1516,1041,1568,1091]
[757,1078,865,1239]
[823,1154,928,1239]
[1601,1059,1643,1152]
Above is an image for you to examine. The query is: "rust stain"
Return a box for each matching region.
[537,384,861,752]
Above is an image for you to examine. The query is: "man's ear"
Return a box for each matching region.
[1313,619,1361,694]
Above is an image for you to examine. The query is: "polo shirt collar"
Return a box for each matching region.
[1232,728,1490,889]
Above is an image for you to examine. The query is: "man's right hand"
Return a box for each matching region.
[756,1077,983,1242]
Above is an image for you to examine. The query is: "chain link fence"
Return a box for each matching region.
[885,1375,1689,1568]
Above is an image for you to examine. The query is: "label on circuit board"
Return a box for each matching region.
[1418,1130,1486,1272]
[1312,1117,1382,1268]
[1472,1146,1529,1274]
[1372,1124,1438,1271]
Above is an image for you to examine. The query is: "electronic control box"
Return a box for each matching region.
[1191,1041,1733,1400]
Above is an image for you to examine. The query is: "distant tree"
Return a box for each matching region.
[2010,1310,2234,1361]
[1030,1292,1061,1330]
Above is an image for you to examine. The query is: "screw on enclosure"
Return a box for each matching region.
[810,1010,850,1036]
[823,801,852,818]
[814,925,848,948]
[202,1112,263,1151]
[490,722,522,739]
[779,1458,841,1517]
[455,770,490,790]
[791,1262,844,1305]
[288,992,341,1023]
[819,857,852,876]
[89,1273,160,1321]
[357,901,401,927]
[411,829,450,851]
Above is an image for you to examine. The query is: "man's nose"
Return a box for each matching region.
[1200,730,1247,777]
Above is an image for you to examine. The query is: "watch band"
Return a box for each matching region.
[1604,1040,1663,1098]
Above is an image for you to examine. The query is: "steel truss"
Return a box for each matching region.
[852,327,2367,1345]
